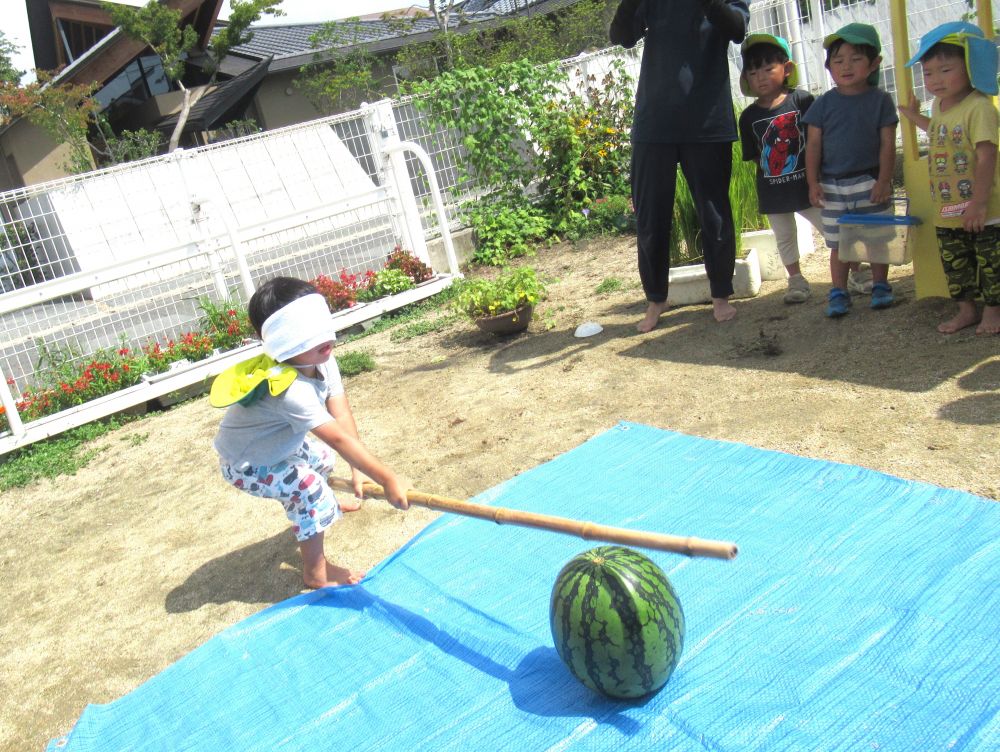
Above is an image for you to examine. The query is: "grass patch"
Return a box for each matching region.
[0,417,135,491]
[390,314,460,343]
[595,277,625,295]
[343,284,461,343]
[337,349,376,377]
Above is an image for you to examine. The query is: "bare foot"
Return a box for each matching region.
[712,298,736,322]
[937,304,979,334]
[976,306,1000,336]
[325,562,365,586]
[636,301,670,333]
[339,497,362,512]
[303,563,366,589]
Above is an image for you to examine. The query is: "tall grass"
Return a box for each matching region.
[670,141,767,264]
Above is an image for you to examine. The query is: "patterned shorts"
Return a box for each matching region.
[220,438,342,542]
[819,174,892,252]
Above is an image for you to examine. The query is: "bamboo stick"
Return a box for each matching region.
[328,478,738,560]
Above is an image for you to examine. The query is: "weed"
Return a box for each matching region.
[390,315,459,342]
[336,350,376,377]
[595,277,625,295]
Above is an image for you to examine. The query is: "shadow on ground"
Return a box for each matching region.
[165,531,304,612]
[473,271,997,397]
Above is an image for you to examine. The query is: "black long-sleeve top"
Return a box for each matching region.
[610,0,749,144]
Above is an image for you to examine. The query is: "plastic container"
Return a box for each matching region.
[837,199,921,266]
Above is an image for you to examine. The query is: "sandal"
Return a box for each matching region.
[870,282,894,310]
[825,288,851,318]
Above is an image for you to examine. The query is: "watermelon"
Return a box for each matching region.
[549,545,684,699]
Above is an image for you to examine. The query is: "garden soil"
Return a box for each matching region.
[2,235,998,751]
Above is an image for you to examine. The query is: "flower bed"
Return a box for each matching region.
[0,249,434,434]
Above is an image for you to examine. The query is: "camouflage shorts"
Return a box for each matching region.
[936,225,1000,306]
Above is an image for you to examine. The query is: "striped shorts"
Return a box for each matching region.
[819,173,892,252]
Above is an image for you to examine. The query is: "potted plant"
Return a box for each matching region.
[452,265,547,335]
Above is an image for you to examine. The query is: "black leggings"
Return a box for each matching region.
[631,141,736,301]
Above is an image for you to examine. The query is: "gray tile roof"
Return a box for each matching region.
[157,56,272,132]
[224,0,582,70]
[227,17,442,61]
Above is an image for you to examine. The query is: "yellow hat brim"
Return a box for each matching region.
[210,354,297,408]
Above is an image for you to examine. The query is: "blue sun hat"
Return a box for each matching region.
[905,21,999,95]
[739,34,799,96]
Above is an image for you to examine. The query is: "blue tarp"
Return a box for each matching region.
[49,422,1000,751]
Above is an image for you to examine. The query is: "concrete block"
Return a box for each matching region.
[744,218,818,282]
[666,248,761,305]
[427,227,475,273]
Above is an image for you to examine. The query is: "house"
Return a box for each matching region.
[219,0,593,130]
[1,0,598,192]
[1,0,267,191]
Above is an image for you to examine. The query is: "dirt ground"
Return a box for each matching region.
[1,235,998,751]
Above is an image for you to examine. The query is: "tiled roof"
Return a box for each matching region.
[224,0,583,70]
[157,56,272,132]
[460,0,553,12]
[227,17,442,61]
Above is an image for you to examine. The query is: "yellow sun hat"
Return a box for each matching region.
[210,354,298,408]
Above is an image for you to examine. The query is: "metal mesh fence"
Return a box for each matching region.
[393,96,482,232]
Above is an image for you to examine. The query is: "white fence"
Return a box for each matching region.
[0,115,462,454]
[0,0,981,454]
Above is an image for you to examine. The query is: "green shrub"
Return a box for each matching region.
[585,195,635,235]
[451,265,547,319]
[467,199,552,266]
[362,268,415,300]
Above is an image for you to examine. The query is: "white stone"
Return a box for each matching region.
[666,248,762,306]
[743,217,817,282]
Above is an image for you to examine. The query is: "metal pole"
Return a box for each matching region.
[0,366,25,438]
[385,141,461,276]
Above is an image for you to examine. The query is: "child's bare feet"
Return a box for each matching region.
[636,301,669,332]
[325,562,365,586]
[938,302,979,334]
[339,497,362,512]
[976,305,1000,335]
[303,562,366,589]
[712,298,736,322]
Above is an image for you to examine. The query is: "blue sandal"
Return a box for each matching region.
[826,288,851,317]
[871,282,894,310]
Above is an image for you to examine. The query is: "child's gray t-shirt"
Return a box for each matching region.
[213,360,345,467]
[801,88,898,178]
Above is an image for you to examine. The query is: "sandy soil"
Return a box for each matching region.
[1,235,997,751]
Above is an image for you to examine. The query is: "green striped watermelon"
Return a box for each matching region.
[549,546,684,699]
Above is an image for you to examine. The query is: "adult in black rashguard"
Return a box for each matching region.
[610,0,749,330]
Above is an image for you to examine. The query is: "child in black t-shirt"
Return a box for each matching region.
[739,34,823,304]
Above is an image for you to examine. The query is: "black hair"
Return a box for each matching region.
[247,276,317,337]
[742,43,789,72]
[920,42,965,64]
[825,39,879,68]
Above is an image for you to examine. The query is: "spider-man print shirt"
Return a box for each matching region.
[739,89,814,214]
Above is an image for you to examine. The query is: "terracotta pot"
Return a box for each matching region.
[474,304,534,335]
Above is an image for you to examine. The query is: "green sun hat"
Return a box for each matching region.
[823,22,883,86]
[904,21,998,96]
[739,34,799,96]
